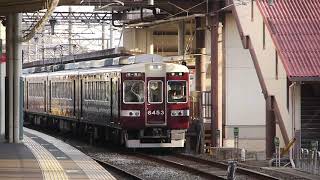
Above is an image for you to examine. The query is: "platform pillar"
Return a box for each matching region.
[13,13,22,143]
[6,14,14,143]
[5,13,22,143]
[0,39,5,141]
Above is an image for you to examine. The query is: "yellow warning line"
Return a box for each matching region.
[24,136,68,180]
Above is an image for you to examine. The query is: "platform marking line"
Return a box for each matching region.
[24,136,69,180]
[24,128,116,180]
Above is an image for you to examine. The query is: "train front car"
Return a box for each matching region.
[121,62,189,148]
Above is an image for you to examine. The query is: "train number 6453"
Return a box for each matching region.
[147,110,165,115]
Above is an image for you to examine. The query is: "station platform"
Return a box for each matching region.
[0,128,115,180]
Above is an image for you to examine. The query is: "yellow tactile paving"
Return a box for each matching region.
[24,128,116,180]
[24,136,68,180]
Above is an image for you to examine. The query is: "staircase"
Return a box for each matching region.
[301,97,320,148]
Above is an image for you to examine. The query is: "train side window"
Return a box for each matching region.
[167,80,187,103]
[123,80,144,104]
[148,80,163,104]
[97,81,100,100]
[88,82,91,100]
[106,81,110,101]
[84,82,88,100]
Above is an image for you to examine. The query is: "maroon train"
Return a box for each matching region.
[24,56,190,148]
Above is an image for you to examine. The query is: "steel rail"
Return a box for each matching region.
[133,153,226,180]
[174,153,280,180]
[92,157,144,180]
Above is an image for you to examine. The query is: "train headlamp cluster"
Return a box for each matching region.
[126,72,142,77]
[169,72,184,76]
[171,110,189,117]
[149,64,162,70]
[121,110,141,117]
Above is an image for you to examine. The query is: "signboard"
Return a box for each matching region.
[233,127,239,137]
[274,137,280,147]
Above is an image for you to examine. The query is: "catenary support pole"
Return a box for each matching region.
[102,23,105,49]
[13,13,22,143]
[210,2,219,147]
[178,21,185,56]
[68,6,72,55]
[195,17,206,92]
[109,23,113,48]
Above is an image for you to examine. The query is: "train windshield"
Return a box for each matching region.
[123,80,144,103]
[148,80,163,103]
[167,81,187,103]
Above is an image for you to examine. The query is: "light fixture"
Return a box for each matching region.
[148,0,154,6]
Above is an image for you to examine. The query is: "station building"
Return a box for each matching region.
[119,0,320,158]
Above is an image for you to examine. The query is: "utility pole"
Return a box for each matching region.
[102,23,105,49]
[68,6,73,55]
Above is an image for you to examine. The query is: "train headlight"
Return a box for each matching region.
[149,64,162,70]
[121,110,140,117]
[171,110,189,117]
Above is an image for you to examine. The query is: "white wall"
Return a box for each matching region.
[123,28,153,54]
[233,1,292,147]
[224,13,266,151]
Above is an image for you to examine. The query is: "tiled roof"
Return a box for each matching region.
[257,0,320,80]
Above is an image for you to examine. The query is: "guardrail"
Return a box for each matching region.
[295,148,320,175]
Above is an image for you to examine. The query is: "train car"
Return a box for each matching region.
[121,63,189,147]
[24,57,190,148]
[24,72,48,125]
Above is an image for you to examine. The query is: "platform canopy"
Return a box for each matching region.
[0,0,81,14]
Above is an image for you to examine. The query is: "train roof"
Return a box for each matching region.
[23,62,189,78]
[121,62,189,73]
[78,66,121,75]
[22,72,49,78]
[48,70,79,77]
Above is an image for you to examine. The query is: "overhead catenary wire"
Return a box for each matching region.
[21,0,60,42]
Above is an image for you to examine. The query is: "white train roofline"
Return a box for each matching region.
[121,62,189,73]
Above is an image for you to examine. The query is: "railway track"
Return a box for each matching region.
[132,153,280,180]
[92,157,144,180]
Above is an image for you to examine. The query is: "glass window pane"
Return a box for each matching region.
[123,80,144,103]
[167,81,187,103]
[148,81,163,103]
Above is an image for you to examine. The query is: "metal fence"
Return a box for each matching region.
[201,91,211,123]
[295,148,320,175]
[189,91,212,122]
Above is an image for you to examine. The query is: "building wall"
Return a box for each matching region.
[224,13,266,151]
[233,1,295,147]
[123,28,153,54]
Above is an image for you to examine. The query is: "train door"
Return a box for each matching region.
[146,77,166,125]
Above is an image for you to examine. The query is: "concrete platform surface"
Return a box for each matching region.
[263,167,320,180]
[0,128,115,180]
